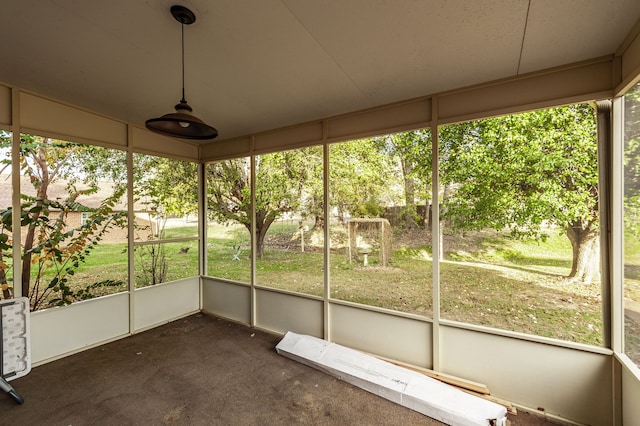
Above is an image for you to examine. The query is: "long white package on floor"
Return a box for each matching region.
[276,331,506,426]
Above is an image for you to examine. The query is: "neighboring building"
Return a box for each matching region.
[0,173,155,245]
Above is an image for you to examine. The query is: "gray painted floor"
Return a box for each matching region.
[1,313,559,425]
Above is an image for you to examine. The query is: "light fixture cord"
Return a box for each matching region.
[181,21,186,103]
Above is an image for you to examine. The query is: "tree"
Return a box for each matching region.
[206,140,406,259]
[374,130,432,228]
[296,147,324,230]
[207,148,320,259]
[23,194,126,309]
[132,155,198,285]
[624,84,640,238]
[134,155,198,218]
[439,104,600,283]
[1,133,127,309]
[329,138,396,221]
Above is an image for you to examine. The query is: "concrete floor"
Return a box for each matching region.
[1,313,561,425]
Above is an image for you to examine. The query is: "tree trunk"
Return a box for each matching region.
[0,252,10,298]
[401,157,417,229]
[255,226,267,259]
[438,183,453,261]
[566,223,600,284]
[404,178,416,229]
[21,144,55,299]
[22,186,49,298]
[254,213,277,260]
[425,201,432,228]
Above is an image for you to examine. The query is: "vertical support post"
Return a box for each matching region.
[250,148,257,327]
[126,126,135,334]
[596,100,612,350]
[610,94,625,426]
[380,221,386,266]
[431,97,441,372]
[10,89,21,298]
[198,162,206,311]
[610,97,625,354]
[323,141,330,340]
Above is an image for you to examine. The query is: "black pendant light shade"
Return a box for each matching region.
[145,5,218,141]
[146,98,218,140]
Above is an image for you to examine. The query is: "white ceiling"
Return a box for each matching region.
[2,0,640,142]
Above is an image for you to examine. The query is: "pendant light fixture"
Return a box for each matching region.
[145,5,218,140]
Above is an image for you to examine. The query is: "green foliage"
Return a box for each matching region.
[0,206,13,299]
[374,130,432,228]
[329,138,395,219]
[396,205,423,229]
[134,154,197,217]
[130,154,198,285]
[294,146,324,225]
[22,191,127,310]
[439,104,598,237]
[352,201,385,218]
[2,134,130,310]
[207,147,323,258]
[394,245,432,261]
[207,157,251,226]
[438,104,601,282]
[0,131,11,175]
[255,150,306,217]
[625,83,640,238]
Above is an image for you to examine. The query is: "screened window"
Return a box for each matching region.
[132,153,198,287]
[206,157,252,283]
[328,131,433,316]
[18,134,128,310]
[438,104,603,345]
[254,146,324,296]
[623,81,640,367]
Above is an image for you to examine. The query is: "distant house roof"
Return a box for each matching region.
[0,173,148,212]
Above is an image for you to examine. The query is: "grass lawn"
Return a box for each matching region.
[23,225,201,308]
[207,223,607,346]
[441,230,604,345]
[30,242,129,306]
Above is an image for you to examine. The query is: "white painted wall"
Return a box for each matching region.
[134,278,200,332]
[30,277,201,366]
[30,293,129,365]
[201,278,251,325]
[330,303,432,369]
[621,356,640,425]
[254,288,324,337]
